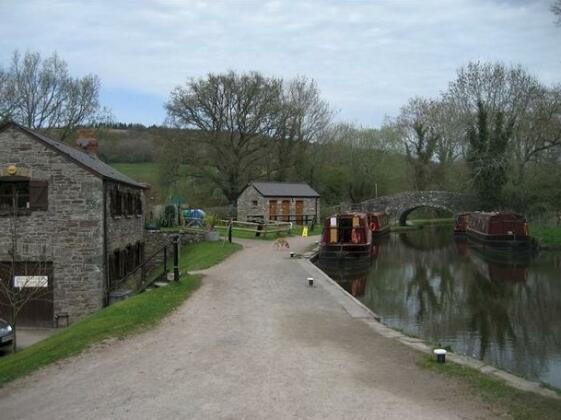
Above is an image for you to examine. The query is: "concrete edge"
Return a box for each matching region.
[298,258,561,401]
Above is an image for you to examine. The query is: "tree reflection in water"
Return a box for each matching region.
[330,227,561,390]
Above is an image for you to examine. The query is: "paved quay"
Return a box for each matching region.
[0,236,498,419]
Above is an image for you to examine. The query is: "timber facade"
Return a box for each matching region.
[0,122,147,327]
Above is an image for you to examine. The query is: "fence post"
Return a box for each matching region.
[173,235,180,282]
[163,246,168,272]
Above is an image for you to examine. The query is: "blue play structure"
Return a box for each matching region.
[182,208,206,227]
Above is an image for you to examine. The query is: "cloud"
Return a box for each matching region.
[0,0,559,125]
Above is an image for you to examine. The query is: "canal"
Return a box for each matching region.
[316,226,561,390]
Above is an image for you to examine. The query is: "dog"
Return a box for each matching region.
[273,238,290,249]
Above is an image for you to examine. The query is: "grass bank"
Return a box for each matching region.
[180,241,242,271]
[111,162,160,186]
[530,225,561,249]
[419,357,561,419]
[0,241,242,387]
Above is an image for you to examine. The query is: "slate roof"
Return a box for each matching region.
[251,182,320,198]
[0,121,147,189]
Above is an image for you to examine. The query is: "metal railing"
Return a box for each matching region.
[109,237,180,294]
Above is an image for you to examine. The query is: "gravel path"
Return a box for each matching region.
[0,237,498,419]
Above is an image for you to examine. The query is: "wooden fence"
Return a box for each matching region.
[215,219,292,237]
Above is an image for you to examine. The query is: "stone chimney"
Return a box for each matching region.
[75,129,98,157]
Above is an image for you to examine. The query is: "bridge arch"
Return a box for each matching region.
[397,204,454,226]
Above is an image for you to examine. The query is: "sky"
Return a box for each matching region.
[0,0,560,127]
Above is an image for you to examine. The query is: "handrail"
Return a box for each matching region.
[110,243,169,292]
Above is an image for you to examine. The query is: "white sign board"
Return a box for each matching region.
[330,217,337,227]
[14,276,48,288]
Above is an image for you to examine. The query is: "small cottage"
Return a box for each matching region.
[0,121,148,327]
[237,182,320,224]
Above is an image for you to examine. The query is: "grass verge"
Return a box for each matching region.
[180,241,242,271]
[530,225,561,249]
[0,241,242,387]
[0,277,200,387]
[419,356,561,419]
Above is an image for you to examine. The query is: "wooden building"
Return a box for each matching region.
[237,182,320,225]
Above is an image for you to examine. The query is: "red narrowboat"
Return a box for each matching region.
[320,211,390,258]
[466,212,530,248]
[368,211,390,237]
[454,213,470,235]
[320,212,372,258]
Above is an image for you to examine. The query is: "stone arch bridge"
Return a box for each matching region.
[340,191,479,226]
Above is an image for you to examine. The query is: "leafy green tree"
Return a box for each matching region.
[466,102,511,209]
[396,98,439,191]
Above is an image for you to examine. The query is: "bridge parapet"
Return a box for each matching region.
[340,191,479,226]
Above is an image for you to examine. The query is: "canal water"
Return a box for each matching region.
[316,227,561,390]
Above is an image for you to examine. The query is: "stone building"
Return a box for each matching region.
[0,121,147,327]
[237,182,320,224]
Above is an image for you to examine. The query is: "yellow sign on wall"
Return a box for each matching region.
[1,166,32,177]
[302,226,309,237]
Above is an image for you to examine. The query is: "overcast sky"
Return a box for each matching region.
[1,0,559,127]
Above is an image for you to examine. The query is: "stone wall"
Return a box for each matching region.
[340,191,479,225]
[105,181,146,253]
[143,230,205,277]
[237,185,320,224]
[0,127,105,325]
[105,181,146,290]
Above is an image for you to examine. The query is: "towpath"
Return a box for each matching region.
[0,237,497,419]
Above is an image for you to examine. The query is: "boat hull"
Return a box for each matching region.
[466,229,531,249]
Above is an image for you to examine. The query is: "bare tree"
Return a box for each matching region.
[166,71,283,203]
[0,50,106,140]
[446,62,561,181]
[512,85,561,181]
[553,0,561,25]
[0,200,51,353]
[272,77,332,181]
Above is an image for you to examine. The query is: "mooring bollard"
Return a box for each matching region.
[433,348,447,363]
[307,277,314,287]
[290,252,295,258]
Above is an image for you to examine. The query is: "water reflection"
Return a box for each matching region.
[319,227,561,390]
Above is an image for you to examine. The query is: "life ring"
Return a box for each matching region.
[369,222,377,231]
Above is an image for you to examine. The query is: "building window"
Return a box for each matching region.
[108,242,145,287]
[251,200,258,206]
[0,177,48,215]
[110,186,142,218]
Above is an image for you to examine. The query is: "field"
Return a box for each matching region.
[111,162,160,186]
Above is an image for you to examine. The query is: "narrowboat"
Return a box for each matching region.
[319,211,390,258]
[454,213,470,235]
[466,212,530,249]
[320,212,373,258]
[369,211,390,237]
